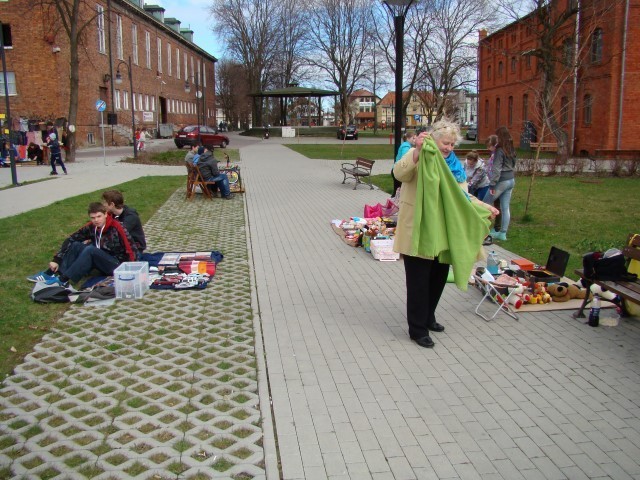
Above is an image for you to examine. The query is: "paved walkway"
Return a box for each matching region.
[1,140,640,479]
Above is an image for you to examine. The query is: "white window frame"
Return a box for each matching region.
[203,63,206,87]
[0,72,17,96]
[138,93,143,112]
[132,24,138,65]
[157,38,162,73]
[123,90,129,110]
[114,89,121,110]
[176,49,180,79]
[184,55,188,80]
[190,56,194,83]
[116,15,123,60]
[167,43,172,76]
[197,61,201,88]
[151,96,155,111]
[97,5,106,54]
[145,31,151,69]
[145,94,149,111]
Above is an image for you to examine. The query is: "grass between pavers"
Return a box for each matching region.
[122,148,240,165]
[369,173,639,279]
[0,175,184,380]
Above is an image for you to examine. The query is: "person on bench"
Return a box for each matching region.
[27,202,138,287]
[101,190,147,252]
[197,146,233,200]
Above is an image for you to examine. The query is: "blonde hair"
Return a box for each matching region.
[430,118,462,145]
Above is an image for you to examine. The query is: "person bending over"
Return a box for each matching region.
[102,190,147,252]
[28,202,138,286]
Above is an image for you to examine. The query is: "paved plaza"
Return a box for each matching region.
[1,136,640,479]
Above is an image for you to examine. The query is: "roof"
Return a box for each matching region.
[249,86,340,98]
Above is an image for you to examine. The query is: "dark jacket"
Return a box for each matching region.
[197,151,221,180]
[489,146,516,187]
[47,138,61,158]
[114,206,146,251]
[53,215,138,264]
[27,144,43,163]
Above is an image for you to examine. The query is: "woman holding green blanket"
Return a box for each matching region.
[393,120,499,348]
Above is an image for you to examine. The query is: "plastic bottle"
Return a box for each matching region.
[487,251,499,275]
[588,294,601,327]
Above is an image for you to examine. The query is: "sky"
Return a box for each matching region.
[155,0,225,59]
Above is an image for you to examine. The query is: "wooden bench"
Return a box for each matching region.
[530,141,558,151]
[573,233,640,318]
[341,157,375,190]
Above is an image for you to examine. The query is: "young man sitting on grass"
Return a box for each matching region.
[101,190,146,252]
[28,202,138,287]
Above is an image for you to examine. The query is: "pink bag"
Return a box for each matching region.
[363,203,383,218]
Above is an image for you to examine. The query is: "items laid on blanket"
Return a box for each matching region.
[330,217,398,261]
[148,251,222,290]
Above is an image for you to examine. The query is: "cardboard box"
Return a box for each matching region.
[114,262,149,299]
[512,258,534,271]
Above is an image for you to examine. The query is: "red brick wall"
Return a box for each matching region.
[478,0,640,155]
[0,0,217,147]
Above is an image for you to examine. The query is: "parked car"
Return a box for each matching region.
[337,124,359,140]
[174,125,230,149]
[465,125,478,141]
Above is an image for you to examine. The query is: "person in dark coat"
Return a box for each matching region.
[27,142,44,165]
[197,146,233,199]
[102,190,147,251]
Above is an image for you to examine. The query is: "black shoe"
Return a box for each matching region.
[427,322,445,333]
[223,194,234,200]
[483,235,493,246]
[411,335,435,348]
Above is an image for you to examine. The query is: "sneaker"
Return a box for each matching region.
[493,231,507,241]
[27,271,56,283]
[482,235,493,246]
[223,194,234,200]
[490,229,499,236]
[50,171,58,175]
[45,276,69,288]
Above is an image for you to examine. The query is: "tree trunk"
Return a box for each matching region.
[67,34,80,163]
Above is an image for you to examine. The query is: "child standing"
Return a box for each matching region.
[46,133,67,175]
[464,150,490,200]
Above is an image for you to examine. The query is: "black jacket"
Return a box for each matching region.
[114,206,146,251]
[197,152,221,180]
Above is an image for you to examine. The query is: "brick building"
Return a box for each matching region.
[478,0,640,155]
[0,0,217,147]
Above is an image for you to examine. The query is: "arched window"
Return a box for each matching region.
[511,57,516,73]
[487,65,492,80]
[496,98,501,126]
[584,94,592,125]
[590,28,603,63]
[523,94,529,121]
[563,39,574,67]
[498,61,503,77]
[508,96,513,126]
[484,99,489,125]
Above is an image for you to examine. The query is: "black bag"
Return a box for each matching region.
[583,251,634,282]
[31,283,71,303]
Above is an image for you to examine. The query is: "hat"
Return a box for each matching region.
[49,133,56,140]
[197,146,205,155]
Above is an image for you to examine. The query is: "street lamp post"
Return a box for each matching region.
[184,77,203,142]
[115,56,137,158]
[383,0,416,158]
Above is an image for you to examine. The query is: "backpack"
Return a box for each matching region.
[31,283,71,303]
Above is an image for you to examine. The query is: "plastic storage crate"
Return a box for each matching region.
[370,239,399,261]
[114,262,149,299]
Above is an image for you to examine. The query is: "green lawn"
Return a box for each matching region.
[370,172,639,277]
[0,175,184,379]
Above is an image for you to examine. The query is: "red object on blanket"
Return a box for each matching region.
[178,261,216,276]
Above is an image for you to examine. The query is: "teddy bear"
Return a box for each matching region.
[547,283,589,302]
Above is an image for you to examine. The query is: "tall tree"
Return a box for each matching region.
[305,0,370,125]
[216,59,252,130]
[210,0,280,124]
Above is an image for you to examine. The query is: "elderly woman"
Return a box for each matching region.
[393,119,499,348]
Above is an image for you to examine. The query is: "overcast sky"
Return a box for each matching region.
[156,0,225,59]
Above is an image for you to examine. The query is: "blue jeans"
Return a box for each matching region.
[208,174,230,197]
[60,241,120,282]
[484,178,515,233]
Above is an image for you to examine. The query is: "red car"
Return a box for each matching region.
[174,125,230,149]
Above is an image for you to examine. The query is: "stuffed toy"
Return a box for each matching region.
[567,283,588,300]
[590,283,617,301]
[547,283,571,302]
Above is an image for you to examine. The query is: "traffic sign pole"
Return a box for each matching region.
[96,100,107,166]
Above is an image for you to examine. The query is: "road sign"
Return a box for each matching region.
[414,114,420,121]
[96,100,107,112]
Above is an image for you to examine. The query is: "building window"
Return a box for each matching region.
[157,38,162,73]
[525,55,531,70]
[145,95,149,111]
[203,64,206,87]
[96,5,106,53]
[560,96,569,125]
[487,65,491,80]
[1,24,13,47]
[151,96,155,111]
[123,90,129,110]
[484,99,489,125]
[523,94,529,121]
[511,57,516,73]
[116,15,123,60]
[184,55,188,81]
[590,28,603,63]
[132,24,138,65]
[498,61,503,77]
[132,92,136,111]
[508,96,513,126]
[115,89,121,110]
[145,32,151,69]
[0,72,17,96]
[563,39,573,67]
[176,49,180,79]
[138,93,143,112]
[167,43,172,76]
[190,56,195,82]
[584,94,592,125]
[496,98,501,126]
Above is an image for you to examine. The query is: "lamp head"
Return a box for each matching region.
[115,70,123,85]
[184,80,191,93]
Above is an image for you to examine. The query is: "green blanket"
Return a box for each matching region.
[410,138,491,290]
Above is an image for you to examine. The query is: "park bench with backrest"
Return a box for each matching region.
[340,157,375,190]
[530,141,558,151]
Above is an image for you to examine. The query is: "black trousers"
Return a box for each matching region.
[403,254,450,339]
[391,169,401,197]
